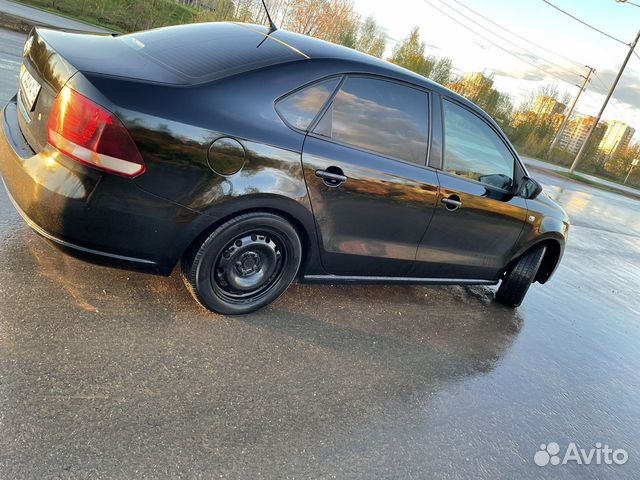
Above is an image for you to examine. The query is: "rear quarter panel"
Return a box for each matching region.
[68,61,359,275]
[74,62,322,211]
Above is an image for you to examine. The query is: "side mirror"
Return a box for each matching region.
[517,176,543,199]
[478,173,512,190]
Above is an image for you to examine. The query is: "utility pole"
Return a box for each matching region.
[569,29,640,173]
[546,66,595,160]
[624,158,639,184]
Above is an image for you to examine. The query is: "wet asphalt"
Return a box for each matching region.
[1,27,640,479]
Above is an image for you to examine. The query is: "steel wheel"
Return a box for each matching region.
[182,212,302,315]
[212,231,285,301]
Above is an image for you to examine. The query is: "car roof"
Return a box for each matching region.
[237,24,485,116]
[270,27,433,82]
[120,22,463,100]
[116,21,493,126]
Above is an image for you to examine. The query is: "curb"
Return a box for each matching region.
[527,164,640,201]
[0,9,111,33]
[0,10,45,33]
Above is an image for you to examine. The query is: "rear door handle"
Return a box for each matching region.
[315,169,347,187]
[441,195,462,210]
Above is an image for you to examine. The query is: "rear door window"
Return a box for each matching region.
[313,76,429,165]
[276,78,340,130]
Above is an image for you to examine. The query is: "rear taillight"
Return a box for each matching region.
[47,86,145,177]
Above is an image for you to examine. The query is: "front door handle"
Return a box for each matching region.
[315,168,347,187]
[441,195,462,211]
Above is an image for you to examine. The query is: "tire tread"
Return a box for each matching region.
[496,245,546,307]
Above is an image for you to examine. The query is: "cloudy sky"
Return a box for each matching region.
[352,0,640,141]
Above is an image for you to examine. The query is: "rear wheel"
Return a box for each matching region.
[495,245,547,308]
[182,212,302,315]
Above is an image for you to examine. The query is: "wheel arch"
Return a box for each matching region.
[506,235,565,285]
[179,199,321,277]
[534,238,563,284]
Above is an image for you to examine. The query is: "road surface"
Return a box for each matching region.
[0,28,22,107]
[1,26,639,480]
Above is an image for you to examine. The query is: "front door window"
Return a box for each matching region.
[443,99,515,190]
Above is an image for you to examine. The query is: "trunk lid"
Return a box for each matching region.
[17,27,186,152]
[17,28,77,153]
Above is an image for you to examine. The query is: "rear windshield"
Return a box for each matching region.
[119,22,303,84]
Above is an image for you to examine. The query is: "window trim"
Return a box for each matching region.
[428,91,444,170]
[274,74,344,133]
[307,75,345,133]
[440,96,520,194]
[308,73,433,168]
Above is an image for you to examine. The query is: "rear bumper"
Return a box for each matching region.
[0,96,213,274]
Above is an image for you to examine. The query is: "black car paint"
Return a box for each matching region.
[0,22,569,284]
[1,99,213,274]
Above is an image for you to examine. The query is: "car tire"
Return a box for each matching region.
[182,212,302,315]
[495,245,547,308]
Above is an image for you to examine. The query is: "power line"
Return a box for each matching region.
[579,88,624,129]
[592,71,610,92]
[451,0,586,69]
[593,71,626,108]
[616,0,640,7]
[592,71,629,114]
[433,0,582,77]
[541,0,629,46]
[420,0,577,84]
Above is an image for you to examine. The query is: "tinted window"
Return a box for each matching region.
[443,100,514,190]
[315,77,429,165]
[276,78,340,130]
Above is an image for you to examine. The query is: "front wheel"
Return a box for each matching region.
[182,212,302,315]
[495,245,547,308]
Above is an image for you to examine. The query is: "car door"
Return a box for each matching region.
[298,75,439,276]
[410,97,528,280]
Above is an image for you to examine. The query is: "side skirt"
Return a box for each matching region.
[301,275,498,286]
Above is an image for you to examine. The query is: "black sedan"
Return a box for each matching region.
[0,22,569,314]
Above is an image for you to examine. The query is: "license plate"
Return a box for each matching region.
[20,66,41,111]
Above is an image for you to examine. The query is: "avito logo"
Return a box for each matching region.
[534,442,628,467]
